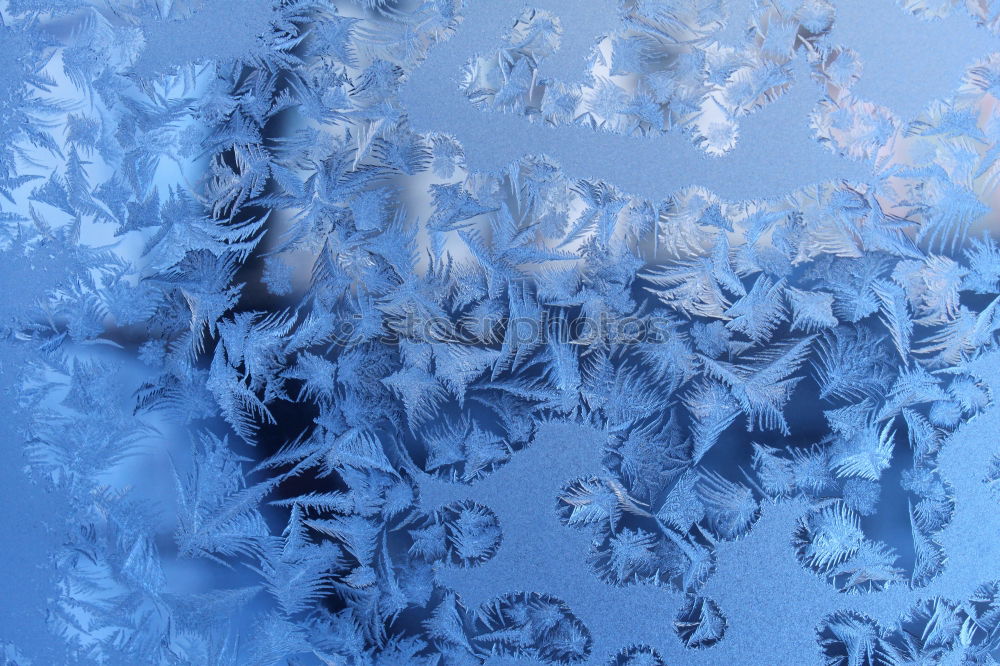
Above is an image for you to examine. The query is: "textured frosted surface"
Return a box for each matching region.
[2,1,1000,664]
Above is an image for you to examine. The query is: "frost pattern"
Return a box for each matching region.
[818,581,1000,664]
[461,2,837,155]
[0,1,999,665]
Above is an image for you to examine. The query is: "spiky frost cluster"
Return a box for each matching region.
[2,1,1000,665]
